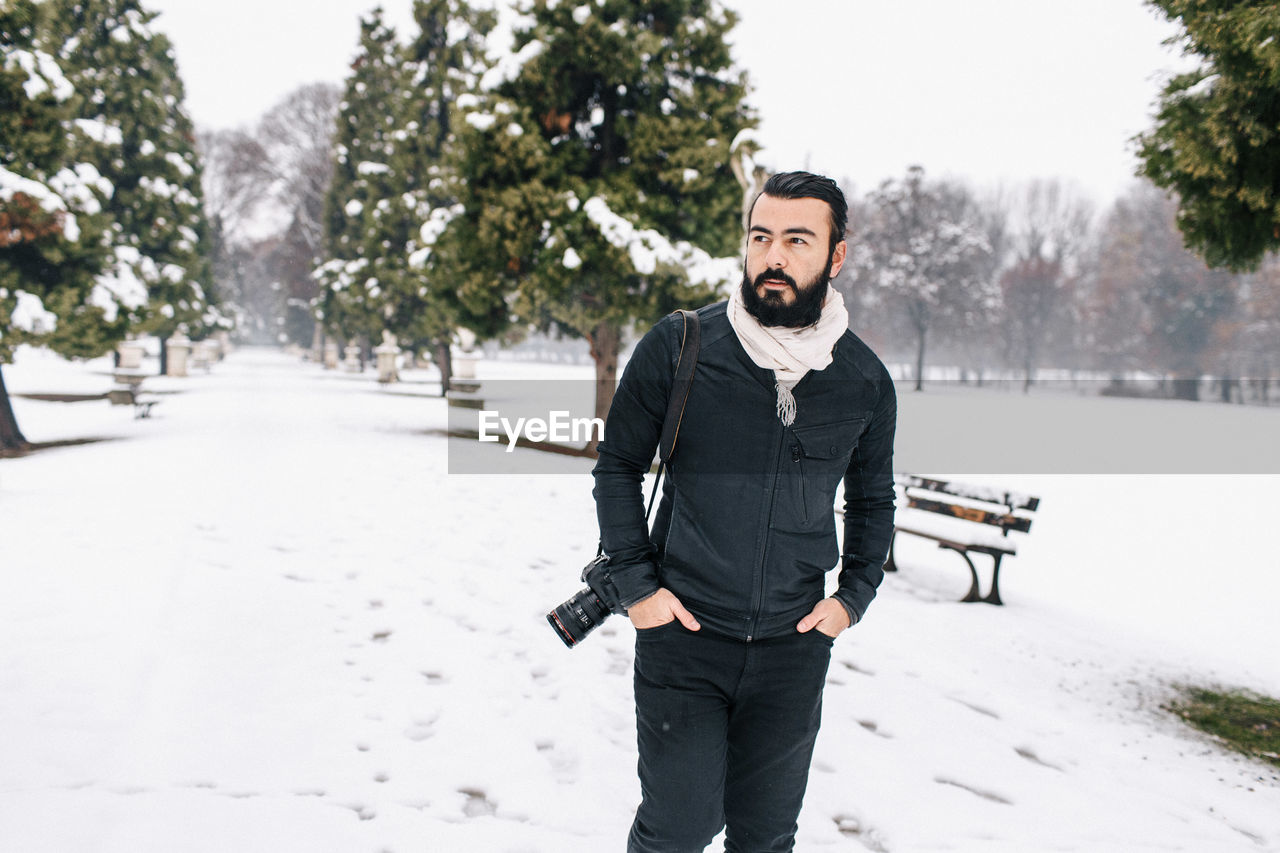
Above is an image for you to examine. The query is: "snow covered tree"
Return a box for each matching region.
[855,166,993,391]
[445,0,753,425]
[316,8,405,355]
[43,0,214,373]
[1136,0,1280,271]
[318,1,499,384]
[1,0,127,451]
[391,0,496,380]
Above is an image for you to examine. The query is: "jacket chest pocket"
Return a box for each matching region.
[775,418,865,531]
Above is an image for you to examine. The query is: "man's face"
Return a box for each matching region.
[741,194,847,328]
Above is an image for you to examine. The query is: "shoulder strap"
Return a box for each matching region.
[641,308,700,524]
[658,308,700,464]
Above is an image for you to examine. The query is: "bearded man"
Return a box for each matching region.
[592,171,898,852]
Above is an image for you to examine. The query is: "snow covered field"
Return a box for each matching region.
[1,345,1278,852]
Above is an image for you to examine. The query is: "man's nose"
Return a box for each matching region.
[765,242,787,268]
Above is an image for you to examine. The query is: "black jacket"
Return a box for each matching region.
[592,301,897,641]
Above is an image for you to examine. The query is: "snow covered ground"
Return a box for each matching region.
[1,345,1278,852]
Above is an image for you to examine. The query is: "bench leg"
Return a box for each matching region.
[939,544,982,603]
[982,553,1005,606]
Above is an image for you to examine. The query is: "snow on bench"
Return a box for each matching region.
[886,474,1040,605]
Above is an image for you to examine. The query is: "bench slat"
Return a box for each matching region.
[898,474,1040,512]
[893,524,1017,556]
[906,496,1034,534]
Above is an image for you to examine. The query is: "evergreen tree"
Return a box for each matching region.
[1,0,121,451]
[1136,0,1280,271]
[446,0,753,425]
[43,0,214,373]
[392,0,496,382]
[319,1,495,382]
[316,7,406,355]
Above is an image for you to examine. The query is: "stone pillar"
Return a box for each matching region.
[452,352,477,380]
[374,331,400,384]
[191,340,218,372]
[323,341,340,369]
[117,339,145,369]
[452,327,478,379]
[342,343,362,373]
[447,328,482,408]
[166,334,191,377]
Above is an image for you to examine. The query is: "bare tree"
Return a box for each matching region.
[855,166,993,391]
[1093,181,1238,401]
[197,128,272,243]
[257,83,341,262]
[1001,180,1094,391]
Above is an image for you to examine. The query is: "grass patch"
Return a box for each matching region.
[1167,686,1280,768]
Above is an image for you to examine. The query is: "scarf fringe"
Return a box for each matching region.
[775,382,797,426]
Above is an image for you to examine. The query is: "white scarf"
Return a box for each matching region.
[727,284,850,426]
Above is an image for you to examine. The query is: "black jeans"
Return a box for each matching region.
[628,621,834,853]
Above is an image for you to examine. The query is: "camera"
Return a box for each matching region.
[546,553,626,648]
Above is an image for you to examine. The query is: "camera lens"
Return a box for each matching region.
[546,587,611,648]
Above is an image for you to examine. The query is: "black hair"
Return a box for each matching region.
[753,171,848,251]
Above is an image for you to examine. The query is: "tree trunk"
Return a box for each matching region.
[913,324,927,392]
[434,340,452,397]
[588,320,621,455]
[0,364,30,453]
[158,334,169,376]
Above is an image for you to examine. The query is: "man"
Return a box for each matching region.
[592,171,897,852]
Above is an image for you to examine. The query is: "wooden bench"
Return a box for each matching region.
[107,385,161,419]
[886,474,1040,605]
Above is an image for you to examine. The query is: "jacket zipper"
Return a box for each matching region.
[792,442,807,526]
[747,426,789,642]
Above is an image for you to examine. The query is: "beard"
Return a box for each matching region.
[740,257,833,329]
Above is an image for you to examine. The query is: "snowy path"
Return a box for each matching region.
[1,347,1278,852]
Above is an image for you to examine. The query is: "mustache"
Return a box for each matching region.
[752,269,798,293]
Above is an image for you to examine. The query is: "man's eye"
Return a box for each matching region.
[789,237,806,245]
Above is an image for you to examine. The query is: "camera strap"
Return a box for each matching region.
[645,308,701,520]
[595,308,701,558]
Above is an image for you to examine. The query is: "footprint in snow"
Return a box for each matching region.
[1015,745,1065,771]
[460,788,497,818]
[934,777,1012,805]
[950,697,1001,719]
[859,719,893,739]
[834,815,889,852]
[404,718,436,741]
[839,660,874,676]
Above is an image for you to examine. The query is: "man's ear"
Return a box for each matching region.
[829,240,848,278]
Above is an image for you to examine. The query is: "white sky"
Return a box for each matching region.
[145,0,1191,206]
